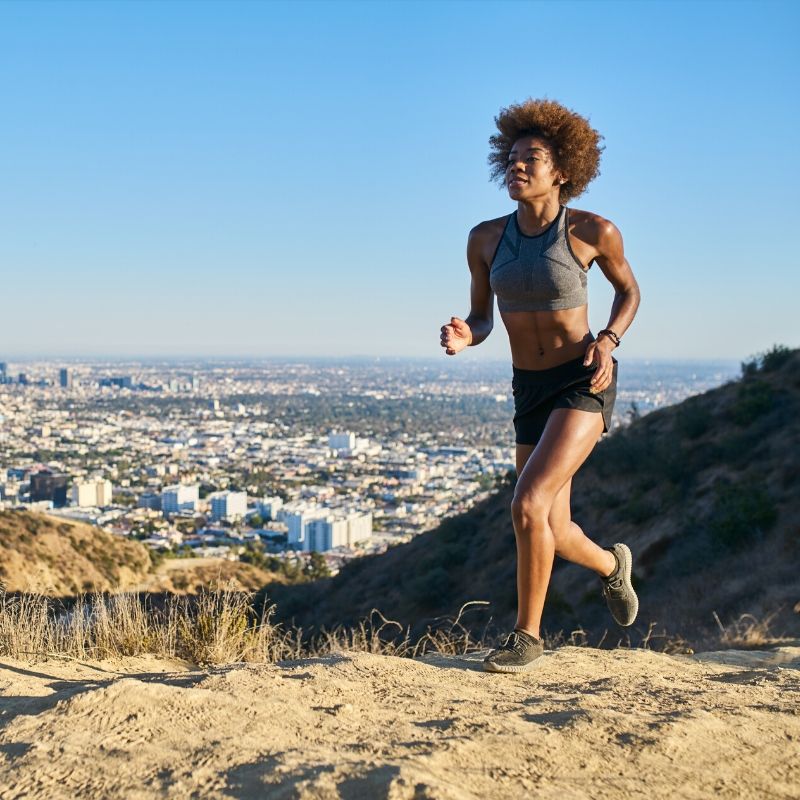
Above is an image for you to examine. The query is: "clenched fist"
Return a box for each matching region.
[440,316,473,356]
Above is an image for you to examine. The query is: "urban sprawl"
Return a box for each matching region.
[0,357,736,576]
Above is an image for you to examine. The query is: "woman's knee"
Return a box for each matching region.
[510,488,552,533]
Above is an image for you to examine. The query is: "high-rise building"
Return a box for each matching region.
[0,362,7,384]
[209,491,247,521]
[71,479,113,508]
[138,492,162,511]
[59,368,73,389]
[99,376,133,389]
[306,517,347,552]
[95,479,113,506]
[328,431,356,452]
[290,509,374,553]
[72,482,97,507]
[161,484,199,515]
[257,496,283,520]
[29,470,68,507]
[284,508,313,549]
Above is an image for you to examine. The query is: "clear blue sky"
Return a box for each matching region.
[1,0,797,361]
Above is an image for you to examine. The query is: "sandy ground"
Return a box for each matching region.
[0,644,798,799]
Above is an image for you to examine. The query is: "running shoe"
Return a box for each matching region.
[601,543,639,626]
[483,629,544,673]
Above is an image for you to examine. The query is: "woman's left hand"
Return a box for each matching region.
[583,336,616,393]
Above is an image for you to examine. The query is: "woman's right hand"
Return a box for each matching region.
[440,316,473,356]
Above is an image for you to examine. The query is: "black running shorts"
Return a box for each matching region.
[512,355,618,446]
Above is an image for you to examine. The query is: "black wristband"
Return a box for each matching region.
[597,329,621,347]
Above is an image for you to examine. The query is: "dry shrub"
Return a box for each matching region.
[9,581,779,666]
[712,610,794,649]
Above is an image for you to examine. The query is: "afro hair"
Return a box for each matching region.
[488,98,604,203]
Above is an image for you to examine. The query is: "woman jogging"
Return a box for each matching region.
[439,99,641,673]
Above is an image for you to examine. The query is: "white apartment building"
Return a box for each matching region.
[328,431,356,451]
[257,495,283,520]
[346,511,373,547]
[284,507,314,549]
[306,516,348,552]
[96,480,113,506]
[298,510,374,553]
[161,484,199,515]
[71,479,113,508]
[209,490,247,521]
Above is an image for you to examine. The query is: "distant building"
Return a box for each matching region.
[328,431,356,452]
[99,376,133,389]
[96,479,113,506]
[71,479,113,508]
[285,506,373,553]
[72,482,97,507]
[18,373,28,386]
[284,508,313,549]
[59,368,73,389]
[29,470,68,508]
[209,491,247,521]
[0,362,6,383]
[138,492,162,511]
[306,517,337,552]
[161,484,199,515]
[346,511,373,547]
[257,496,283,520]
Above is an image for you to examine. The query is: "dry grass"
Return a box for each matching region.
[712,609,795,649]
[0,583,303,665]
[0,581,791,666]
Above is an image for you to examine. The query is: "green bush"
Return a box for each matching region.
[732,380,774,424]
[676,401,712,439]
[741,343,793,376]
[409,566,452,607]
[760,344,793,372]
[708,480,777,550]
[618,489,659,524]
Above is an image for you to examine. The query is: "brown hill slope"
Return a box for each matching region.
[262,347,800,649]
[0,512,154,596]
[0,513,285,598]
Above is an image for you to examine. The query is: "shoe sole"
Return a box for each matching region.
[612,542,639,626]
[483,656,544,673]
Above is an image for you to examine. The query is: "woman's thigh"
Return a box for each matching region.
[515,443,535,476]
[515,407,604,510]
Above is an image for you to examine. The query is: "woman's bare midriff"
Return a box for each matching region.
[501,306,594,370]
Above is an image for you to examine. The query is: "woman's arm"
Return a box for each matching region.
[440,224,495,355]
[583,219,641,391]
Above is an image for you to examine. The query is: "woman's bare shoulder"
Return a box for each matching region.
[469,213,512,239]
[568,207,623,248]
[468,214,512,254]
[467,214,512,266]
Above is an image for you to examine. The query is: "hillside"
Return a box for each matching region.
[0,512,154,596]
[262,347,800,649]
[0,512,284,597]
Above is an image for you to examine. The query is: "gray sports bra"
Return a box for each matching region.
[489,205,589,312]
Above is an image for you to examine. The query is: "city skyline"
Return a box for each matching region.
[1,0,798,361]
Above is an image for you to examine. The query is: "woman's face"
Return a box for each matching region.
[505,135,563,200]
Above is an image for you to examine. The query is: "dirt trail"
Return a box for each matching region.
[1,645,798,799]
